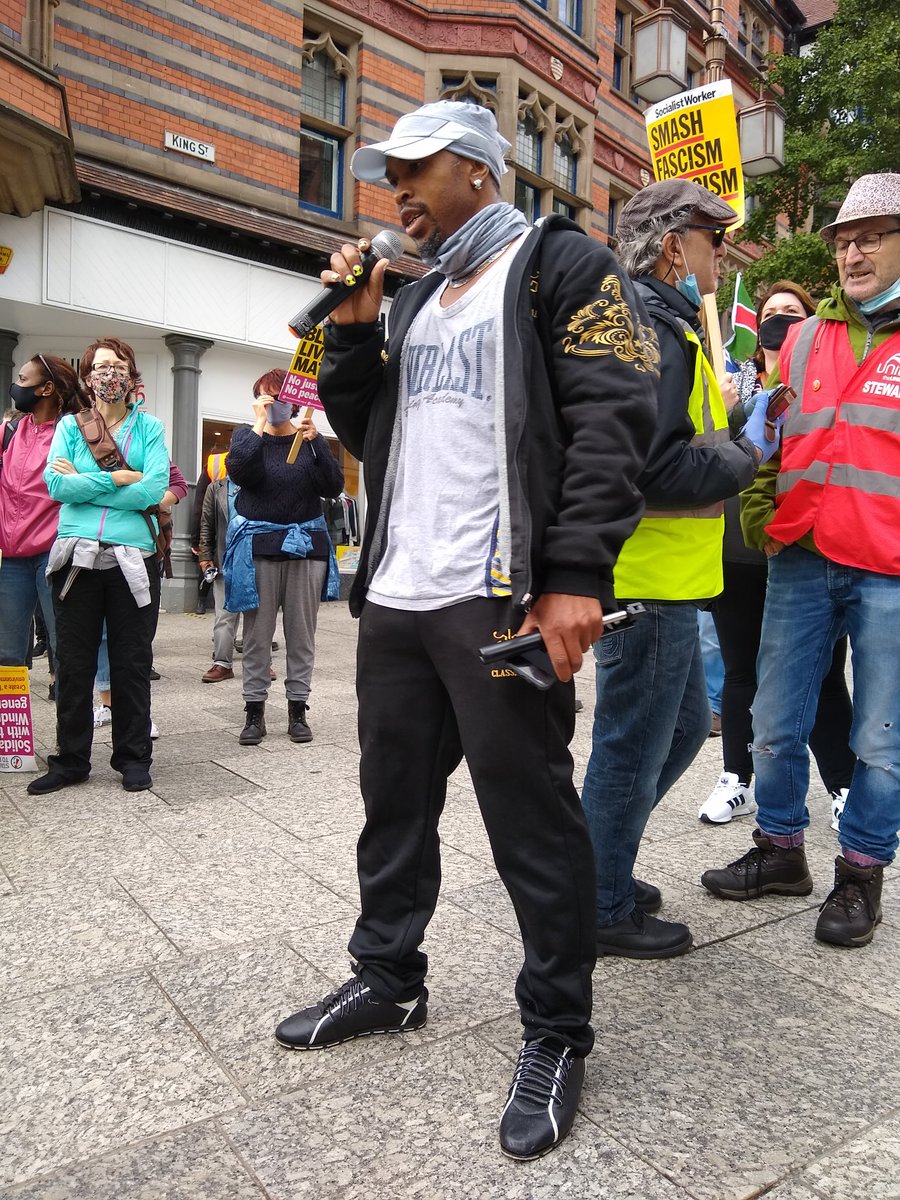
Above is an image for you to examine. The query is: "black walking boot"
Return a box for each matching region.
[815,855,884,947]
[287,700,313,743]
[239,701,266,745]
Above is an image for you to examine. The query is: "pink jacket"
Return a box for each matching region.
[0,416,60,558]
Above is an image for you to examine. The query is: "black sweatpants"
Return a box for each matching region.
[713,560,855,791]
[50,561,160,779]
[349,597,597,1057]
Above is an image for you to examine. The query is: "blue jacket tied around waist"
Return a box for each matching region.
[223,513,340,612]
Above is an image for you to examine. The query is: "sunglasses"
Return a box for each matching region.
[684,224,728,247]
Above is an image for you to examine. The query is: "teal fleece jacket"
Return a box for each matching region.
[43,408,169,551]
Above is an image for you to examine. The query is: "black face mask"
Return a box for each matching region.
[8,382,45,413]
[758,313,804,351]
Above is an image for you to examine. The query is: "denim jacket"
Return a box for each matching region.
[223,513,339,612]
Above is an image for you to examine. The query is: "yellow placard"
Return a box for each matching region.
[280,325,325,411]
[644,79,745,228]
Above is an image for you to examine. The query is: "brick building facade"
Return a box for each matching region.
[0,0,803,606]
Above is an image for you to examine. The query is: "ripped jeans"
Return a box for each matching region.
[752,545,900,863]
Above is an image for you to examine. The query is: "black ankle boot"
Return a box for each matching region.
[815,855,884,947]
[239,701,266,745]
[287,700,312,743]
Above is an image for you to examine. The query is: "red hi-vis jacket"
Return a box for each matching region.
[767,317,900,575]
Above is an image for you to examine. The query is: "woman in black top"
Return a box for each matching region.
[225,368,343,745]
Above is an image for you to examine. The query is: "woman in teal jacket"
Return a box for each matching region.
[27,336,169,797]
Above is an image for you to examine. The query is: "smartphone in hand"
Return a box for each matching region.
[765,383,795,423]
[478,604,646,690]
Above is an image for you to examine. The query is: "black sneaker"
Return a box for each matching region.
[815,856,884,947]
[26,771,89,796]
[701,829,813,900]
[122,767,152,793]
[275,978,427,1050]
[499,1037,585,1160]
[596,909,692,959]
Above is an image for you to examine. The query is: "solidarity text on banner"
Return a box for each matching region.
[0,666,36,773]
[644,79,745,230]
[279,325,325,412]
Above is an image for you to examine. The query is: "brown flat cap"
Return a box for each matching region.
[618,179,739,239]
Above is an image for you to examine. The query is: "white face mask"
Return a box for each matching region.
[267,399,294,425]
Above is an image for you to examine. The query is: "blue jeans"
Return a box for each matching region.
[752,545,900,863]
[698,609,724,714]
[0,552,57,667]
[581,602,711,925]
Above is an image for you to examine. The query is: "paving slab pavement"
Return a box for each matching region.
[1,604,898,1199]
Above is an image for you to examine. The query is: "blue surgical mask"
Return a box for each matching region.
[267,399,294,425]
[858,276,900,315]
[674,237,703,309]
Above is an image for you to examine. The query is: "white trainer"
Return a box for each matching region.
[830,788,848,832]
[150,719,160,740]
[699,771,757,825]
[93,704,112,728]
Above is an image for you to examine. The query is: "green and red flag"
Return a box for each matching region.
[724,272,757,365]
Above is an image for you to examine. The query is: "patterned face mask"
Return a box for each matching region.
[91,370,132,406]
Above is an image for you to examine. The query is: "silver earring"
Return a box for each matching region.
[472,177,483,191]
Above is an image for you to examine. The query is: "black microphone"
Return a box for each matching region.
[288,231,404,338]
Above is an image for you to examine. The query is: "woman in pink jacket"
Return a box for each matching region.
[0,354,85,692]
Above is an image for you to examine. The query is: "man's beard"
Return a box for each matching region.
[417,225,446,265]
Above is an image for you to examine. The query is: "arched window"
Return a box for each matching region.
[299,33,352,216]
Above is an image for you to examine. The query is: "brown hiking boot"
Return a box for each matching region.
[815,856,884,947]
[701,830,813,900]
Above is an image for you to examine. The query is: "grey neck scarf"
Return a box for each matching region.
[428,202,529,284]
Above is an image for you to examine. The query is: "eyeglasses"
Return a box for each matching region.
[826,228,900,258]
[90,364,130,377]
[683,224,728,248]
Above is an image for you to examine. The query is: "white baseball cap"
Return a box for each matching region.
[351,100,510,184]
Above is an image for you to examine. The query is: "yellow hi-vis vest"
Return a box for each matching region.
[613,325,729,601]
[207,452,228,482]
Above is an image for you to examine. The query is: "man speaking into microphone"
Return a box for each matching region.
[274,100,659,1159]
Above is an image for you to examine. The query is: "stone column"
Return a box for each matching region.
[0,330,20,406]
[163,333,214,612]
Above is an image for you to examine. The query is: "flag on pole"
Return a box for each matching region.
[724,273,757,364]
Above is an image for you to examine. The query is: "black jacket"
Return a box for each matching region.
[318,216,659,617]
[632,277,758,510]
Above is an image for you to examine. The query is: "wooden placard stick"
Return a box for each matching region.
[701,294,726,378]
[286,407,315,464]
